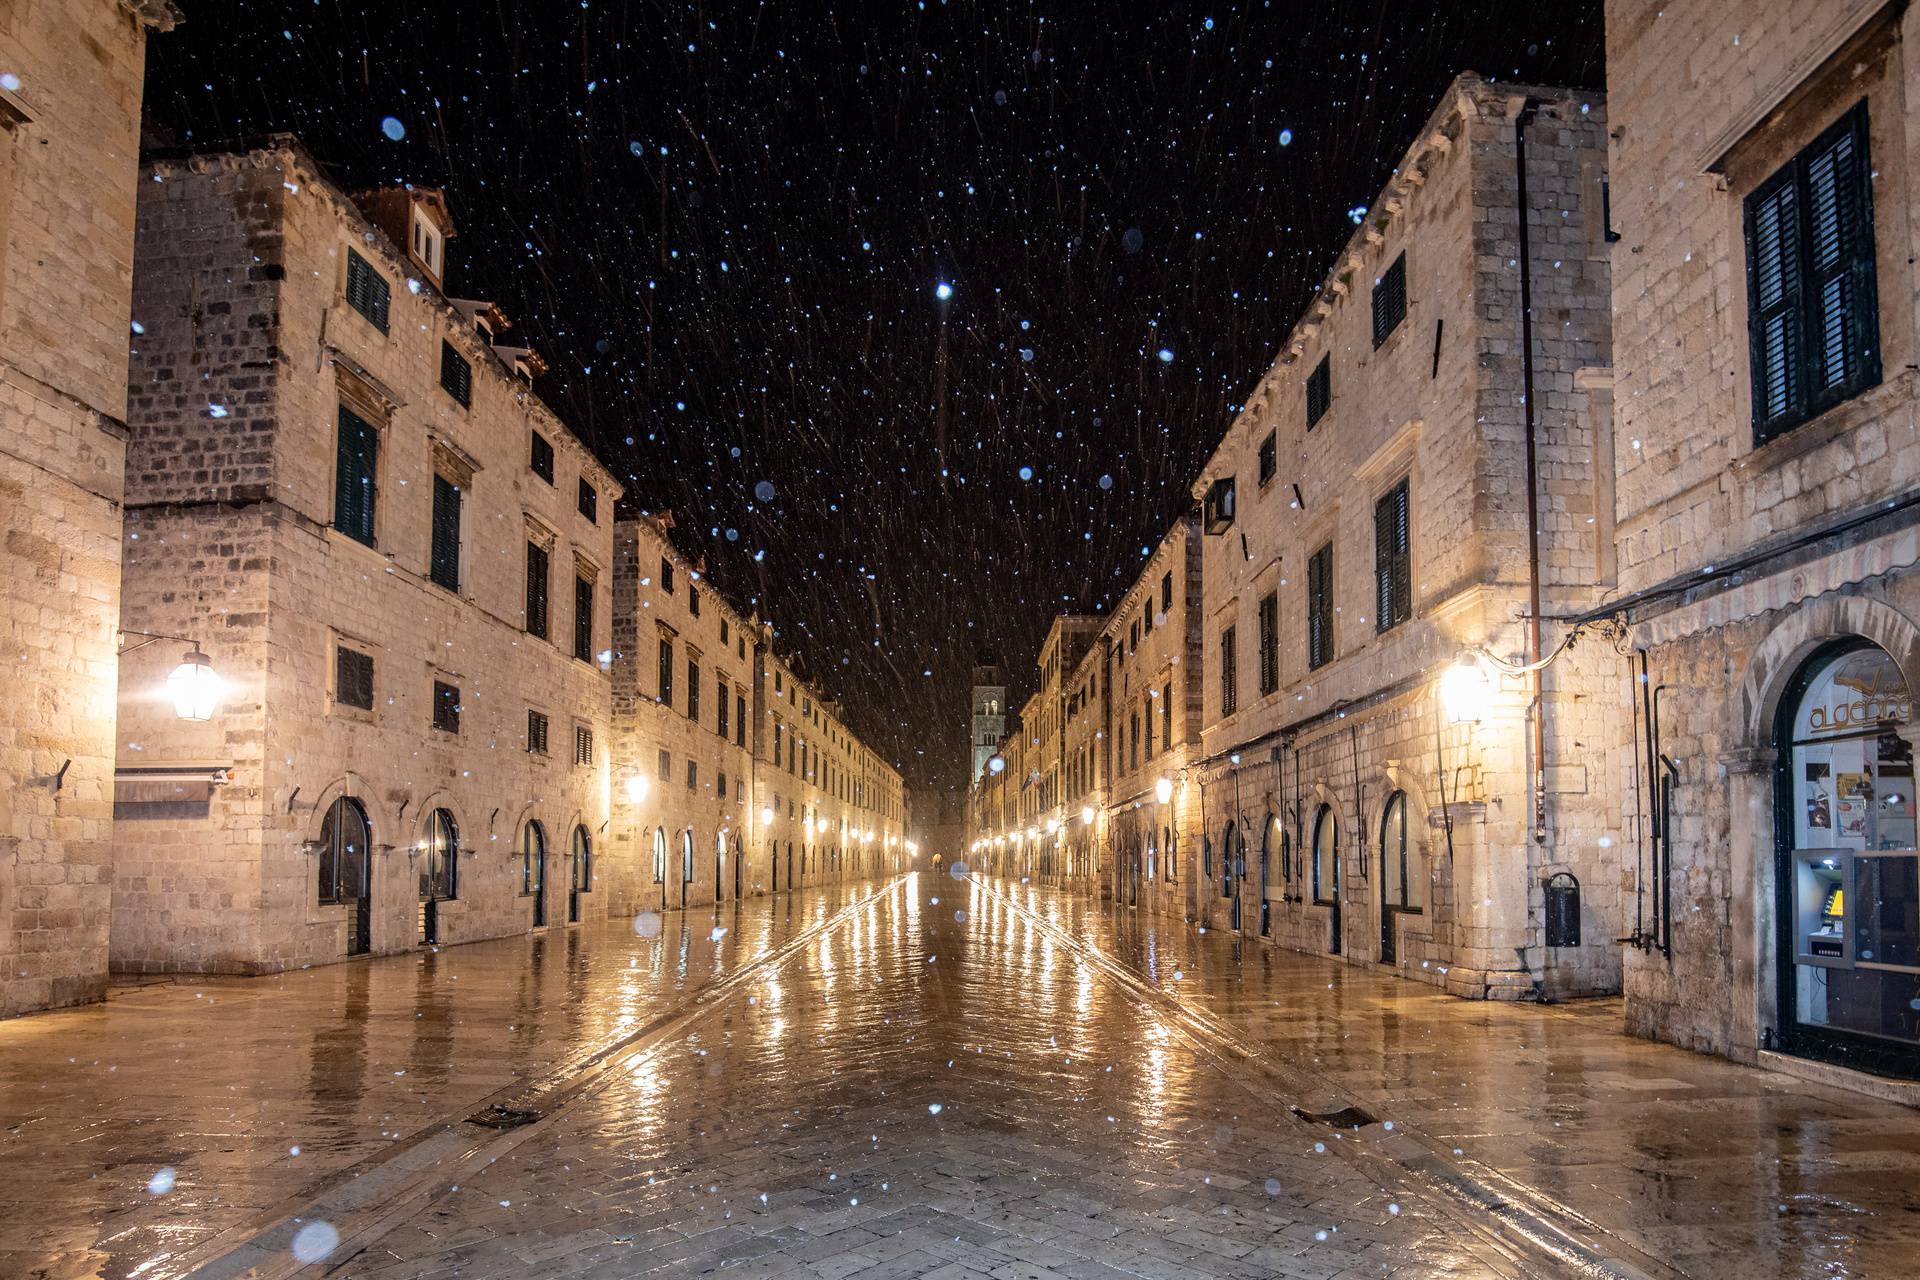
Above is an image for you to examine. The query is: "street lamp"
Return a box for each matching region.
[1080,805,1095,826]
[761,805,775,825]
[624,774,649,804]
[165,647,220,722]
[1154,776,1173,805]
[1440,656,1495,724]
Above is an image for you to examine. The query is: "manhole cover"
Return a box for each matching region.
[467,1105,542,1130]
[1292,1105,1377,1129]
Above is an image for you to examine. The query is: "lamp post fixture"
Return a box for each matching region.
[122,631,222,722]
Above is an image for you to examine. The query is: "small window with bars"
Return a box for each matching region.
[344,249,390,333]
[1306,355,1331,429]
[335,646,374,710]
[1374,479,1412,633]
[439,340,471,407]
[527,709,549,755]
[575,724,594,767]
[1307,543,1334,670]
[529,431,554,483]
[432,680,461,734]
[1372,252,1407,348]
[1745,100,1879,444]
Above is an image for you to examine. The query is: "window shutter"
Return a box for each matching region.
[658,639,673,707]
[573,575,593,660]
[1804,117,1869,396]
[440,341,472,407]
[527,709,549,754]
[736,694,747,746]
[430,474,461,591]
[1748,178,1802,432]
[1306,356,1331,428]
[334,407,379,546]
[529,432,554,483]
[1390,482,1411,627]
[433,681,460,734]
[335,647,374,710]
[345,250,391,333]
[525,542,549,639]
[1308,544,1333,669]
[1372,253,1407,348]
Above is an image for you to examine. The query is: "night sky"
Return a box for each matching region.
[142,2,1604,799]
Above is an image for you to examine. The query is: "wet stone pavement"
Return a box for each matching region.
[0,874,1915,1279]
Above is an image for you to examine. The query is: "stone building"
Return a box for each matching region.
[114,138,621,973]
[1601,0,1920,1087]
[1097,519,1204,917]
[1188,74,1625,1000]
[607,515,911,915]
[0,0,176,1016]
[970,662,1006,783]
[1060,635,1109,893]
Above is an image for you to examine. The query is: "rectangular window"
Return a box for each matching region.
[657,638,674,708]
[1144,700,1154,757]
[335,646,374,710]
[333,406,379,546]
[1161,572,1173,613]
[687,660,701,724]
[429,474,461,592]
[1129,710,1140,771]
[1202,476,1236,534]
[1257,432,1277,485]
[432,680,460,734]
[1220,626,1238,717]
[439,340,471,407]
[1372,252,1407,348]
[719,619,730,646]
[1258,591,1279,695]
[689,587,701,618]
[658,748,671,779]
[529,431,554,484]
[1307,542,1334,670]
[575,724,593,766]
[718,771,728,799]
[774,720,783,764]
[573,575,594,661]
[1161,680,1172,752]
[660,557,675,594]
[1745,101,1879,444]
[525,542,549,640]
[577,477,598,523]
[344,249,390,333]
[527,709,549,755]
[686,760,697,791]
[736,693,747,746]
[1306,355,1331,428]
[716,681,730,739]
[1374,478,1412,633]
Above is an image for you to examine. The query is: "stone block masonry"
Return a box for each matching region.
[0,0,176,1016]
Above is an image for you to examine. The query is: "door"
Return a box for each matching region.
[1259,821,1271,937]
[420,809,456,946]
[681,830,694,909]
[1379,791,1420,964]
[714,832,726,903]
[1314,806,1341,956]
[323,797,373,957]
[522,820,547,927]
[733,837,743,899]
[570,825,591,923]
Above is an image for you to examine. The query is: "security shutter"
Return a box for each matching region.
[344,249,391,332]
[333,407,379,546]
[430,474,461,591]
[335,647,374,710]
[1746,101,1879,443]
[1374,479,1411,633]
[525,542,549,639]
[440,340,472,407]
[1371,253,1407,348]
[1307,543,1334,670]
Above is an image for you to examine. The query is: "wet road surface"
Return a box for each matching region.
[1,873,1916,1279]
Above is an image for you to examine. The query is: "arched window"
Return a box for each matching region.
[1380,791,1422,911]
[1220,821,1237,897]
[1312,805,1338,904]
[424,808,457,901]
[652,827,667,884]
[572,825,592,895]
[681,829,694,883]
[520,820,546,895]
[1164,826,1175,881]
[1144,829,1156,882]
[318,796,370,904]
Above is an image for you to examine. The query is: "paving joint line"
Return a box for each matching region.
[969,876,1674,1280]
[161,877,907,1280]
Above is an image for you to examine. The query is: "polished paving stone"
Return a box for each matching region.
[0,873,1915,1279]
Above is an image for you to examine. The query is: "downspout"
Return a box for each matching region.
[1515,100,1549,847]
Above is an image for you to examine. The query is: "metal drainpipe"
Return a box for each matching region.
[1515,100,1548,847]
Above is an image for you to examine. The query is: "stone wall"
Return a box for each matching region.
[115,143,618,973]
[0,0,173,1016]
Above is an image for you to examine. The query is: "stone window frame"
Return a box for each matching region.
[326,627,381,726]
[328,361,398,552]
[427,438,479,597]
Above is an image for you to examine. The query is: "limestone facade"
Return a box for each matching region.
[114,139,621,974]
[1187,75,1626,1000]
[608,514,909,916]
[0,0,175,1016]
[1603,0,1920,1079]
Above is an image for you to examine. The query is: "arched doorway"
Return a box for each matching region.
[319,796,372,956]
[1221,821,1241,933]
[570,825,592,923]
[680,829,694,908]
[1313,805,1341,955]
[1259,814,1275,937]
[1379,791,1422,963]
[1775,641,1918,1076]
[651,826,668,911]
[520,819,547,928]
[714,830,727,903]
[733,834,744,899]
[420,808,456,946]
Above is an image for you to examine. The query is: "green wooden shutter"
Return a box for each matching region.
[440,341,472,406]
[334,407,378,546]
[526,543,549,639]
[430,475,461,591]
[1804,112,1874,398]
[1308,544,1332,669]
[1390,482,1411,627]
[1747,177,1802,433]
[345,250,391,333]
[573,575,593,661]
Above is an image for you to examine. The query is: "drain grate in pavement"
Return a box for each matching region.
[1293,1104,1377,1129]
[466,1105,543,1130]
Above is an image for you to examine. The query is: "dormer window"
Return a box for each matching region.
[411,210,443,281]
[1203,476,1236,535]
